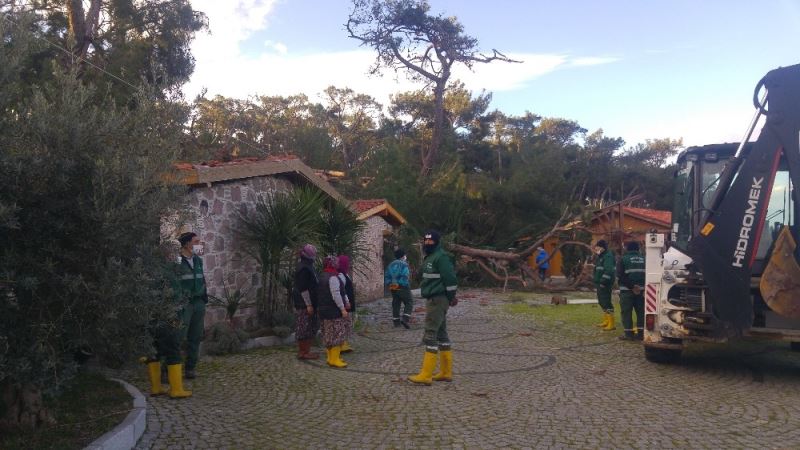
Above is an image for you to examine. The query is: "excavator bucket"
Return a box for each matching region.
[760,227,800,319]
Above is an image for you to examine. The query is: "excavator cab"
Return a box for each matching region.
[687,64,800,330]
[644,65,800,363]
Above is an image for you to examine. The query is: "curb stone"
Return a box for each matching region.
[84,378,146,450]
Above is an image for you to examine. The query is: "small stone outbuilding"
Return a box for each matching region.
[351,199,407,301]
[172,156,344,328]
[169,158,408,329]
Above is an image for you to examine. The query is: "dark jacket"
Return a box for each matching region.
[175,255,207,303]
[317,271,347,320]
[420,245,458,301]
[292,259,318,310]
[593,250,616,288]
[617,251,645,291]
[342,273,355,312]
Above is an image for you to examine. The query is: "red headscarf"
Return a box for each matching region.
[323,255,339,274]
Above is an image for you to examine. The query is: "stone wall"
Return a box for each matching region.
[352,215,391,303]
[185,176,294,328]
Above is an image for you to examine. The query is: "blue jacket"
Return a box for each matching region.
[384,259,410,287]
[535,249,550,270]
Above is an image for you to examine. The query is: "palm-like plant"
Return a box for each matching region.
[238,186,325,324]
[317,199,370,277]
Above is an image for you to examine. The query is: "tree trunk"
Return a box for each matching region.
[66,0,102,65]
[0,382,54,431]
[421,80,446,176]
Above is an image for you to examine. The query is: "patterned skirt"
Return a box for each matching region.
[294,309,318,341]
[321,317,350,347]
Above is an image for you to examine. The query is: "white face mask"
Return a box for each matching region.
[192,244,204,256]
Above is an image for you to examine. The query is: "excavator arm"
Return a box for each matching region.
[688,63,800,329]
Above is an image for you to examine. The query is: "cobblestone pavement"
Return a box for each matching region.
[133,289,800,449]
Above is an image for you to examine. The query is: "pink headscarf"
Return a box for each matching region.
[337,255,350,274]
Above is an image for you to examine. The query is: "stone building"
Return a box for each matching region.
[172,156,344,328]
[170,157,407,329]
[351,199,407,301]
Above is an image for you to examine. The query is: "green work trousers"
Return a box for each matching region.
[391,287,414,320]
[423,295,450,351]
[182,298,206,370]
[154,321,183,365]
[596,286,614,314]
[619,290,644,332]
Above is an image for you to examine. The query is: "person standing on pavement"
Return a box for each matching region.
[175,232,208,380]
[535,246,550,282]
[337,254,355,353]
[141,254,192,399]
[318,255,350,368]
[592,239,616,331]
[617,241,645,341]
[292,244,320,360]
[408,231,458,385]
[384,248,412,329]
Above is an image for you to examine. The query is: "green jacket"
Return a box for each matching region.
[175,255,207,302]
[593,250,616,288]
[420,246,458,301]
[617,251,645,290]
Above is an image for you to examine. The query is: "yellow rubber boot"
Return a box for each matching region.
[147,362,168,396]
[603,314,616,331]
[341,341,353,353]
[595,314,609,328]
[408,351,438,385]
[325,347,332,365]
[167,364,192,398]
[432,350,453,382]
[327,346,347,368]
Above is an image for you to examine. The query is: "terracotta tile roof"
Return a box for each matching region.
[624,207,672,226]
[352,199,387,213]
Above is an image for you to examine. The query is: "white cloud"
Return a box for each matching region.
[570,56,620,67]
[185,1,621,106]
[264,40,288,55]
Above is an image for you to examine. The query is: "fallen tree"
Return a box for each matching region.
[448,208,595,291]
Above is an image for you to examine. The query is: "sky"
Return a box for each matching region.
[185,0,800,148]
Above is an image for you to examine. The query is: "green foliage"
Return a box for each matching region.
[237,186,326,324]
[0,372,131,450]
[203,322,249,356]
[15,0,207,97]
[317,199,370,276]
[561,230,593,281]
[0,14,190,427]
[206,277,254,323]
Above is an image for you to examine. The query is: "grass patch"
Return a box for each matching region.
[0,371,132,450]
[505,302,605,329]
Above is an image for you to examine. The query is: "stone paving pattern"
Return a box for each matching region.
[133,289,800,449]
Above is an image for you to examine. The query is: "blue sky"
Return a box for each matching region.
[186,0,800,148]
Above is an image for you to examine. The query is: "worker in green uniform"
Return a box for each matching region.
[142,317,192,398]
[408,230,458,385]
[141,253,192,398]
[617,241,645,340]
[176,232,208,379]
[592,239,616,331]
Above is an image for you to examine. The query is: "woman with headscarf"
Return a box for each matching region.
[292,244,320,360]
[337,254,355,353]
[318,255,350,368]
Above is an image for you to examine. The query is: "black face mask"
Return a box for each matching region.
[423,244,437,255]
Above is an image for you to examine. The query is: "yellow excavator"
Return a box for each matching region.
[642,64,800,362]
